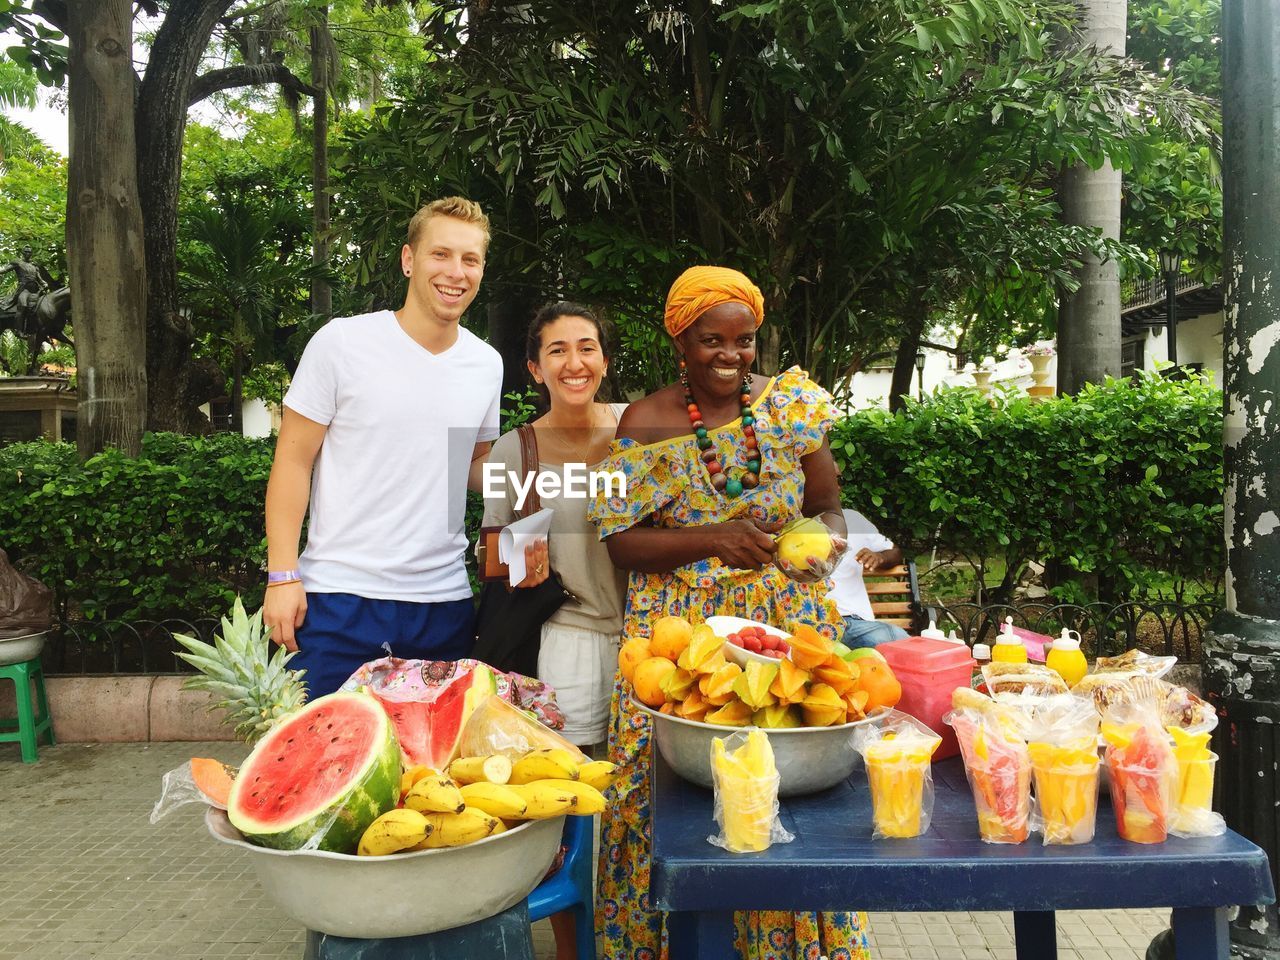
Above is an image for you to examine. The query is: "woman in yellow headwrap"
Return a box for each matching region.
[588,266,869,959]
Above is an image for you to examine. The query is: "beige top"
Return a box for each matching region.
[481,404,628,635]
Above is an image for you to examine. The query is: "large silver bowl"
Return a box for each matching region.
[0,631,46,666]
[635,699,883,797]
[206,807,564,938]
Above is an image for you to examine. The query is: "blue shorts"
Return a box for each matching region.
[290,593,476,699]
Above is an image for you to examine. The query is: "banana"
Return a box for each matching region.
[459,781,529,819]
[509,748,580,785]
[576,760,618,792]
[448,754,513,785]
[419,807,502,848]
[400,765,439,799]
[404,774,465,815]
[535,778,607,815]
[508,781,579,818]
[357,808,431,856]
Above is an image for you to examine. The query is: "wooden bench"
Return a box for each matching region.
[865,561,924,632]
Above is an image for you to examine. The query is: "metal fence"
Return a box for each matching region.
[37,600,1217,676]
[927,600,1216,662]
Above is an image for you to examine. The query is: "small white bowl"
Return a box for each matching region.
[703,615,790,668]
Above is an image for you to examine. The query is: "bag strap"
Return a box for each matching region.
[516,424,541,517]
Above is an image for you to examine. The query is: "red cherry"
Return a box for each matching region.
[761,634,778,651]
[778,641,790,654]
[744,635,762,653]
[727,633,741,646]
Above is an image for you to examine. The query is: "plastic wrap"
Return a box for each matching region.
[1101,697,1178,844]
[1168,727,1225,838]
[707,730,793,853]
[151,761,227,823]
[852,710,942,839]
[1093,649,1177,678]
[1085,676,1216,735]
[981,661,1069,697]
[946,690,1031,843]
[1026,695,1101,845]
[459,695,587,764]
[772,515,847,584]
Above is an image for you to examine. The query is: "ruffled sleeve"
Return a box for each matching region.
[763,366,837,458]
[587,437,685,539]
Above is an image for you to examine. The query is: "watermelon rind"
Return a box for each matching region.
[228,691,400,853]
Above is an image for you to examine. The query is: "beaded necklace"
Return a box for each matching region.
[680,360,761,498]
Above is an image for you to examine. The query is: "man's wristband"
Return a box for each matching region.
[266,570,302,588]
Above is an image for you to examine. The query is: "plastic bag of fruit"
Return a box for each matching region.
[1100,694,1179,844]
[708,729,794,853]
[852,711,942,839]
[772,515,847,584]
[150,758,237,823]
[460,694,587,764]
[1024,694,1101,845]
[946,688,1032,844]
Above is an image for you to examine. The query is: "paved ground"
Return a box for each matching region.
[0,741,1170,960]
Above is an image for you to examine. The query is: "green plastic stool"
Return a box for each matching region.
[0,657,54,763]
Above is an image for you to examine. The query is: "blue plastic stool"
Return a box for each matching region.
[527,815,595,960]
[303,901,535,959]
[0,657,54,764]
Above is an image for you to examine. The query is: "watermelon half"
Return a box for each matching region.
[371,664,498,769]
[228,691,400,853]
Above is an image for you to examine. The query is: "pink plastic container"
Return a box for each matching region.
[877,636,975,760]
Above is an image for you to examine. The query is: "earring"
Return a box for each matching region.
[404,270,411,277]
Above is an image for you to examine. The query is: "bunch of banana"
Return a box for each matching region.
[509,748,582,784]
[403,773,465,815]
[415,807,504,849]
[357,808,432,856]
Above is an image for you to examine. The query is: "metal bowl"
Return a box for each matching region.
[206,807,564,938]
[0,631,45,666]
[635,699,883,797]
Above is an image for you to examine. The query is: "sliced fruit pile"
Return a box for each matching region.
[620,616,902,728]
[356,749,618,857]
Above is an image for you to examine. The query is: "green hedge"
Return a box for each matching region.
[0,433,272,621]
[831,372,1223,597]
[0,374,1223,620]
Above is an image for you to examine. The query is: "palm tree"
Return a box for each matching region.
[0,56,42,164]
[180,185,312,433]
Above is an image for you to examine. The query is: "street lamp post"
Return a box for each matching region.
[1158,248,1181,369]
[914,350,926,401]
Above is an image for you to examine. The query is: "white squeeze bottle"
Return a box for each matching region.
[991,617,1028,664]
[971,642,991,688]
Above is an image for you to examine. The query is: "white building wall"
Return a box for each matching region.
[844,349,1054,411]
[1138,310,1224,381]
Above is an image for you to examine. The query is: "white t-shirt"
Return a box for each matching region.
[284,311,502,602]
[826,509,895,621]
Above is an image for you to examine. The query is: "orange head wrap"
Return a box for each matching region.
[663,266,765,338]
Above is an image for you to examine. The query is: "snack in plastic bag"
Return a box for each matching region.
[1093,649,1177,678]
[947,689,1031,843]
[1102,697,1178,844]
[460,694,587,764]
[772,515,847,584]
[1167,727,1225,837]
[708,729,793,853]
[1026,694,1101,845]
[853,710,941,838]
[1087,676,1216,735]
[982,661,1070,697]
[150,758,237,823]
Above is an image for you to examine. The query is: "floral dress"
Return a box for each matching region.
[587,367,872,960]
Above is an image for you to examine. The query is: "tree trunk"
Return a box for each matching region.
[135,0,232,433]
[1055,0,1127,395]
[310,7,332,320]
[888,296,928,412]
[230,345,244,435]
[487,296,538,404]
[66,0,147,459]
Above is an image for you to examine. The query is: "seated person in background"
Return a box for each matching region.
[827,508,911,649]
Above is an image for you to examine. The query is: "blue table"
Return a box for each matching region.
[650,752,1273,959]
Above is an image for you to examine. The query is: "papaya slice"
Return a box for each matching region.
[190,757,236,808]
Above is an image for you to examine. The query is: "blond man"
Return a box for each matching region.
[263,197,501,696]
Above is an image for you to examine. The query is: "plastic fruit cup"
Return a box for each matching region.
[1171,752,1218,834]
[1108,760,1174,844]
[1031,760,1100,845]
[864,753,928,838]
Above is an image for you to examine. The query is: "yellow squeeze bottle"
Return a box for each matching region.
[991,617,1028,665]
[1045,628,1089,688]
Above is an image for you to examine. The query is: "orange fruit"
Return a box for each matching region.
[649,616,694,661]
[857,660,902,711]
[618,637,652,684]
[633,657,678,707]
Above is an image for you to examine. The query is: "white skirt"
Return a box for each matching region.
[538,621,620,746]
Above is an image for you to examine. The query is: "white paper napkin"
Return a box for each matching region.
[498,508,555,587]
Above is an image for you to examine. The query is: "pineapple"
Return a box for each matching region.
[174,597,308,743]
